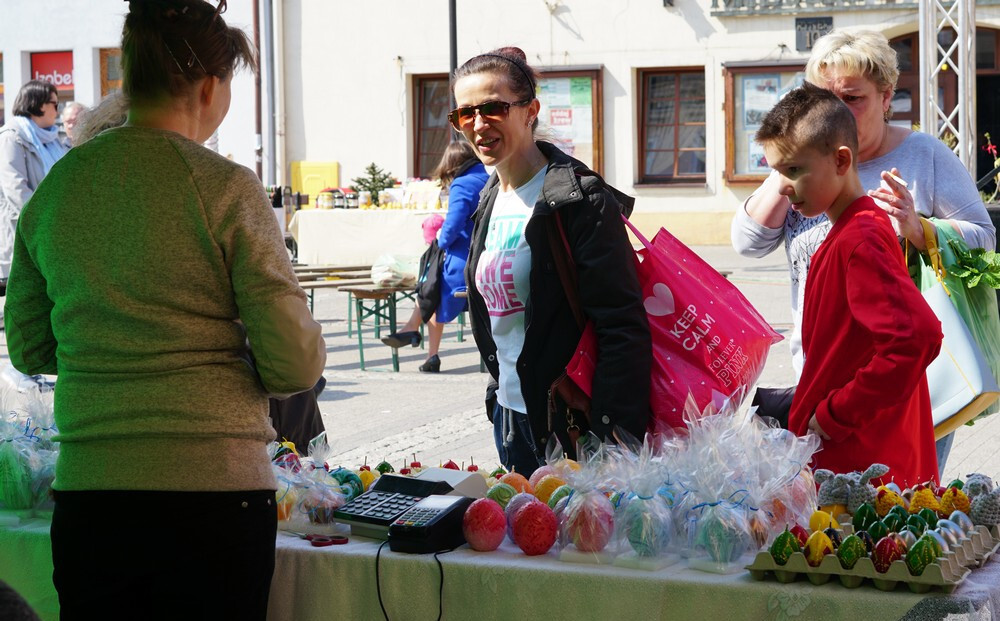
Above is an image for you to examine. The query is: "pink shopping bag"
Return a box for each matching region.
[622,218,782,430]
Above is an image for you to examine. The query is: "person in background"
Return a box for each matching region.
[757,83,941,486]
[3,1,326,618]
[60,102,87,145]
[71,91,129,146]
[381,141,489,372]
[0,80,69,391]
[731,29,994,473]
[456,47,650,476]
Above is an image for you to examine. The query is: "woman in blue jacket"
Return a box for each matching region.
[382,141,489,372]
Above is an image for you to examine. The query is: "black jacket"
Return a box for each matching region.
[465,142,651,453]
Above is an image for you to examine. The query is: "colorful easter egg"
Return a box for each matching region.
[922,530,947,556]
[852,503,879,532]
[528,465,556,489]
[486,482,517,509]
[804,530,834,567]
[905,535,940,576]
[898,529,918,552]
[875,487,906,517]
[837,534,868,570]
[809,510,839,533]
[855,529,876,553]
[872,536,903,573]
[888,531,910,554]
[947,479,964,490]
[506,492,541,539]
[888,504,910,523]
[533,475,566,505]
[375,460,394,474]
[936,519,965,543]
[330,468,364,501]
[769,526,801,566]
[512,501,558,556]
[500,473,534,495]
[548,484,574,510]
[462,498,507,552]
[789,523,810,548]
[623,499,671,556]
[823,527,843,550]
[567,494,615,552]
[696,511,747,563]
[917,507,939,527]
[933,526,960,549]
[819,503,848,520]
[358,469,377,491]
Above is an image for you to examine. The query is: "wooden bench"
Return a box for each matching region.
[338,284,419,371]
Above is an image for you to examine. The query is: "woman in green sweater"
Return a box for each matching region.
[3,1,326,618]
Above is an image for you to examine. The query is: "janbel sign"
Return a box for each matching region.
[710,0,917,16]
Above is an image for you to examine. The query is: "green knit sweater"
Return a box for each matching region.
[4,126,326,492]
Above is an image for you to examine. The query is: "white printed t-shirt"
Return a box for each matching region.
[474,167,547,413]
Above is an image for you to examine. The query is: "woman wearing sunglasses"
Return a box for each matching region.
[457,47,651,476]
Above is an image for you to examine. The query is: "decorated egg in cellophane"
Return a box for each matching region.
[622,495,673,557]
[566,490,615,553]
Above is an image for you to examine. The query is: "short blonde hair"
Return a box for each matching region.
[805,30,899,96]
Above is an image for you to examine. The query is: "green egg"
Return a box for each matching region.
[882,512,905,533]
[888,504,909,522]
[905,535,940,576]
[918,508,939,526]
[867,519,889,543]
[852,503,878,532]
[769,526,801,566]
[906,514,928,537]
[375,461,394,474]
[836,534,867,570]
[948,479,964,491]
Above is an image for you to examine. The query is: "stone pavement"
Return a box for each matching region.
[2,244,997,483]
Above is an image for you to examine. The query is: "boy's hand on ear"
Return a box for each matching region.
[869,168,924,250]
[808,413,831,441]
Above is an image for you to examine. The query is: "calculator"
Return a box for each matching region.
[333,474,454,539]
[388,495,475,554]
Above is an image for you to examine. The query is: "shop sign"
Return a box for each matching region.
[30,51,74,90]
[710,0,917,17]
[796,17,833,52]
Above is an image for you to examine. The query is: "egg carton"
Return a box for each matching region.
[746,550,970,594]
[838,520,1000,569]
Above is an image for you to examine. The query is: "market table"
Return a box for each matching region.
[288,209,438,267]
[4,517,1000,621]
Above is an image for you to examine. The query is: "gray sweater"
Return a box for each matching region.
[4,126,327,492]
[732,131,996,377]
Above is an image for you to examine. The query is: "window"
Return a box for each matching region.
[637,68,705,184]
[536,68,603,175]
[722,62,805,183]
[100,48,122,97]
[412,75,451,179]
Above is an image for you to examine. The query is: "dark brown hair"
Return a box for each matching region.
[12,80,58,118]
[755,81,859,159]
[453,47,539,130]
[122,0,257,104]
[433,141,479,187]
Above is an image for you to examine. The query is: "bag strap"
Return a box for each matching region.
[906,217,950,296]
[546,213,587,331]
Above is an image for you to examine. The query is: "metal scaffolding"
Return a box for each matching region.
[919,0,977,175]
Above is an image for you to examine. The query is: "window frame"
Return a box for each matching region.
[100,48,122,97]
[722,61,806,185]
[636,66,707,186]
[411,73,452,180]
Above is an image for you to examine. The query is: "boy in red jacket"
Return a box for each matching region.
[756,83,942,488]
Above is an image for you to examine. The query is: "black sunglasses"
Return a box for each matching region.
[448,99,532,130]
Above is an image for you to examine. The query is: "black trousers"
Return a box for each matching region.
[51,489,277,621]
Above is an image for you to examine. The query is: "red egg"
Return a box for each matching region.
[873,536,903,573]
[513,501,558,556]
[566,494,615,552]
[790,523,809,548]
[462,499,507,552]
[442,460,460,470]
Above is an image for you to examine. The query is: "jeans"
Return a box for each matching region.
[935,432,955,481]
[492,403,543,478]
[52,489,277,621]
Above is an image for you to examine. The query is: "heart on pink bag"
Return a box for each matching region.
[644,282,675,316]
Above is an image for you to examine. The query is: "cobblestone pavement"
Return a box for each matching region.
[2,244,996,483]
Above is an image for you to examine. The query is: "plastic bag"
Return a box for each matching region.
[932,219,1000,419]
[621,219,782,430]
[371,254,418,287]
[558,434,617,562]
[611,432,677,569]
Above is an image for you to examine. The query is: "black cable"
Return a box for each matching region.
[376,540,390,621]
[432,547,458,621]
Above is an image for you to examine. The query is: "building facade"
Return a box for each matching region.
[2,1,998,243]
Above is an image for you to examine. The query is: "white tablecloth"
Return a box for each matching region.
[4,515,1000,621]
[288,209,439,266]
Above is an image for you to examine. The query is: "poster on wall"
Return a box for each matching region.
[30,51,74,91]
[537,75,596,170]
[743,74,780,128]
[747,132,769,173]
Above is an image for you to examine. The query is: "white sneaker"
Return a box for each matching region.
[1,365,55,393]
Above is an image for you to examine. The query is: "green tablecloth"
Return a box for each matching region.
[0,513,56,621]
